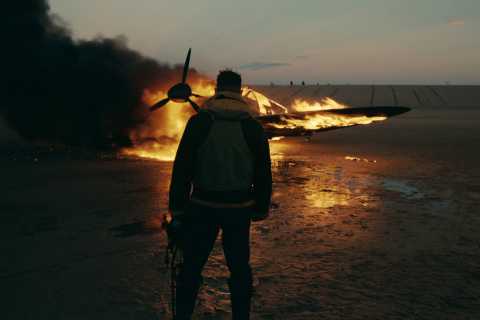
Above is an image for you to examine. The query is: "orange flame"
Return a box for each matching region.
[123,78,214,160]
[291,97,348,111]
[272,113,387,131]
[270,98,386,134]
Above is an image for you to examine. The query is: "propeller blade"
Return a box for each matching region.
[149,98,170,111]
[188,97,200,112]
[191,93,202,98]
[182,48,191,84]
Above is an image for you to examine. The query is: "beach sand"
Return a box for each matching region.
[1,93,480,319]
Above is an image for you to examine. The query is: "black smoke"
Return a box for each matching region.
[0,0,192,149]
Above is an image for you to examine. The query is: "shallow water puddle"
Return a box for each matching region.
[375,178,451,214]
[376,178,425,199]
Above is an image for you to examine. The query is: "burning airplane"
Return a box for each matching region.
[137,49,411,159]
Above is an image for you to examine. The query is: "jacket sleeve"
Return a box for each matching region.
[242,119,272,215]
[168,117,198,215]
[168,113,213,215]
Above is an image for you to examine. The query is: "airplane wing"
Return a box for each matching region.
[254,106,411,138]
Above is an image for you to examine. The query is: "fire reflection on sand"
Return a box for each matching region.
[271,153,374,211]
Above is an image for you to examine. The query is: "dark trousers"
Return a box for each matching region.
[176,202,253,319]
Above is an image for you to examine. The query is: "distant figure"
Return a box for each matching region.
[290,81,293,86]
[271,82,275,86]
[302,81,305,85]
[168,68,272,319]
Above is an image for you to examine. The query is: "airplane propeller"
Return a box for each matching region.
[149,48,201,112]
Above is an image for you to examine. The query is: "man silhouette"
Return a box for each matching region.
[168,69,272,320]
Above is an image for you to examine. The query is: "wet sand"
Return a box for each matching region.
[1,106,480,319]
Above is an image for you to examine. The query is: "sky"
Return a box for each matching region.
[48,0,479,85]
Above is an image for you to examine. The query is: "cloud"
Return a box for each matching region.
[239,62,290,70]
[446,20,466,25]
[295,52,328,60]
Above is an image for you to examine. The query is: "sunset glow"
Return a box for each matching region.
[446,20,466,25]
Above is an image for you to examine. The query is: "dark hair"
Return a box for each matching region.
[216,68,242,93]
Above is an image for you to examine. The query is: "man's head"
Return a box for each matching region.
[215,68,242,94]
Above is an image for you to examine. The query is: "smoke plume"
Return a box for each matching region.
[0,0,194,149]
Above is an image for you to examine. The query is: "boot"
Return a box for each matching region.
[228,278,252,320]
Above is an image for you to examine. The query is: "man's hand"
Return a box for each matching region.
[170,214,185,229]
[163,212,187,248]
[166,209,187,231]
